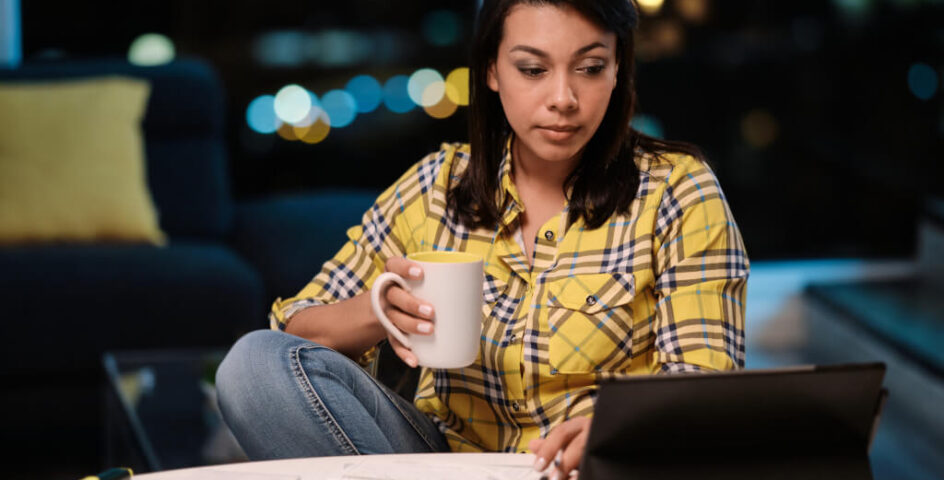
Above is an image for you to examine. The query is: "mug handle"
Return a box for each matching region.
[370,272,413,349]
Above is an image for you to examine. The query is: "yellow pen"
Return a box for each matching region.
[79,467,133,480]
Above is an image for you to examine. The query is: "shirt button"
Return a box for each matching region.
[509,333,517,343]
[512,401,520,412]
[544,230,555,241]
[586,295,597,306]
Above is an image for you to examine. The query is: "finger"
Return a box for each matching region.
[528,437,544,453]
[532,421,585,472]
[386,257,424,279]
[558,428,588,475]
[386,283,435,321]
[387,333,418,368]
[385,306,434,335]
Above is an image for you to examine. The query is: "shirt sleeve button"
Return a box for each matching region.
[544,230,555,241]
[512,401,521,412]
[586,295,597,306]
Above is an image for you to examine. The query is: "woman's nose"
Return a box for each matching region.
[547,72,578,112]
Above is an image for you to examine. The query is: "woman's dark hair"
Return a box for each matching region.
[448,0,705,230]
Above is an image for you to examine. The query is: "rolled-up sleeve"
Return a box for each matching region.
[268,150,450,332]
[651,157,749,372]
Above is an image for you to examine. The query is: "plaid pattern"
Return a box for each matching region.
[270,142,749,453]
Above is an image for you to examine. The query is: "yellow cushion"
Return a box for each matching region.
[0,76,165,245]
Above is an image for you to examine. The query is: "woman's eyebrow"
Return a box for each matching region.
[508,42,609,58]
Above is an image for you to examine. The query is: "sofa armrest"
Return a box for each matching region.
[233,189,379,302]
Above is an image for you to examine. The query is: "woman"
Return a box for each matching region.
[216,0,749,478]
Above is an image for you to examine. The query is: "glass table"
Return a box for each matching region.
[103,349,248,473]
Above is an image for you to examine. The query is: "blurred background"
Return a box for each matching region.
[2,0,943,479]
[15,0,943,258]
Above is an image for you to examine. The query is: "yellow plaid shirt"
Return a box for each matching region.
[271,141,749,453]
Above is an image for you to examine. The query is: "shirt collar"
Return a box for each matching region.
[495,133,579,230]
[497,134,522,228]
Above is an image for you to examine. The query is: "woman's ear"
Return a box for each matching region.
[487,62,499,92]
[612,62,619,90]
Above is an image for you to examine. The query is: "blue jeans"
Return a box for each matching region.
[216,329,449,459]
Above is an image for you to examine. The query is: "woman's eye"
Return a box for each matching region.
[582,64,605,75]
[518,67,546,77]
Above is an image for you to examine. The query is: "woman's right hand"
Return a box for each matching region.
[377,257,436,368]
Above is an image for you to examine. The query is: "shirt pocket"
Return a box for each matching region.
[545,272,636,374]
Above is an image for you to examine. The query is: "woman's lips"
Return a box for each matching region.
[537,125,580,142]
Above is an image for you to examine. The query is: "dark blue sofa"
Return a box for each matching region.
[0,57,377,472]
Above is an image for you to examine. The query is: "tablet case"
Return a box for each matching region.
[580,363,887,480]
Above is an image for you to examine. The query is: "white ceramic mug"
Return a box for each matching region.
[370,251,483,368]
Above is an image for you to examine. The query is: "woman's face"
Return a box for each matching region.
[488,3,618,169]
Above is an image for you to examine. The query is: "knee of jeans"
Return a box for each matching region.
[216,330,286,418]
[214,330,343,407]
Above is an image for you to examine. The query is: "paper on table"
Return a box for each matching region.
[339,459,543,480]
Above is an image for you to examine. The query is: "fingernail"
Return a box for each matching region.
[533,457,547,472]
[409,266,422,278]
[418,304,433,316]
[417,322,432,333]
[550,471,560,480]
[405,356,417,368]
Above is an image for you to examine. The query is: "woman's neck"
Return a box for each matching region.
[511,137,580,196]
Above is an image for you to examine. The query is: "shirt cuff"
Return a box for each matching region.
[659,362,708,374]
[270,297,324,331]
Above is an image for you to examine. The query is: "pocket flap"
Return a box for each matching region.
[548,272,635,314]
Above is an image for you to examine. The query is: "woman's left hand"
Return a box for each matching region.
[528,416,591,480]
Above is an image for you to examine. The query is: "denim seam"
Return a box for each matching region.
[359,366,443,451]
[290,344,360,455]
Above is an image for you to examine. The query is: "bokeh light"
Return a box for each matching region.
[317,30,374,67]
[292,94,328,129]
[276,122,299,141]
[651,20,685,56]
[346,75,383,113]
[383,75,415,113]
[253,65,471,143]
[422,10,461,47]
[408,68,445,107]
[128,33,175,66]
[445,67,470,106]
[443,82,461,112]
[424,93,458,119]
[676,0,710,24]
[637,0,665,15]
[631,114,664,139]
[246,95,280,134]
[252,31,307,68]
[741,109,780,149]
[295,116,331,144]
[832,0,874,23]
[908,63,939,101]
[421,82,446,107]
[274,85,312,125]
[290,92,325,128]
[322,89,358,128]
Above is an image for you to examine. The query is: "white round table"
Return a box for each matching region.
[136,452,541,479]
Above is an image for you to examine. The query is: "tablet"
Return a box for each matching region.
[580,362,887,480]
